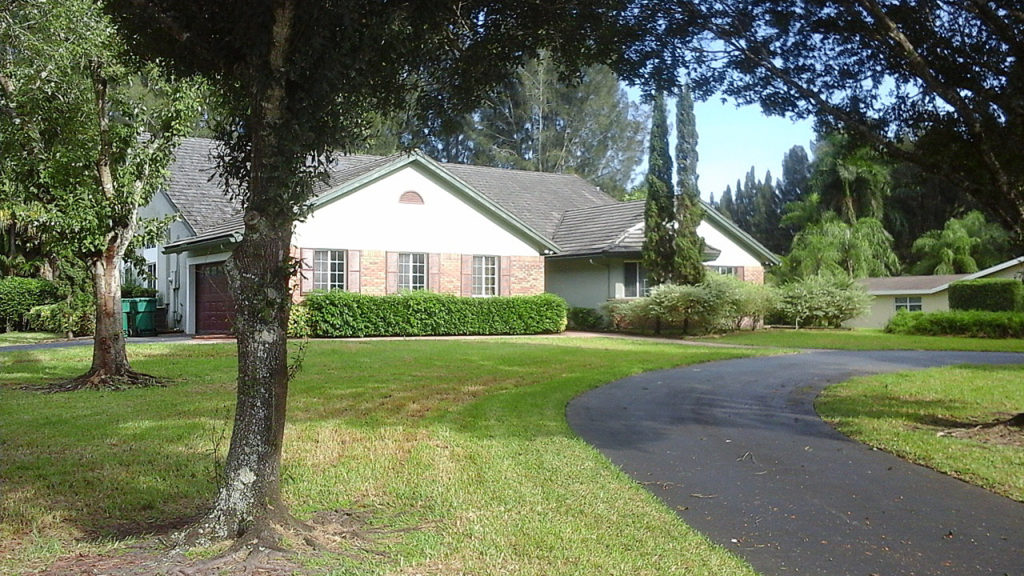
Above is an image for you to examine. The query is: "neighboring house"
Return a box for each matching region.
[846,256,1024,329]
[139,138,777,334]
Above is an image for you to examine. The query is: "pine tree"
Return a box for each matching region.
[673,85,705,285]
[719,186,735,220]
[641,93,677,286]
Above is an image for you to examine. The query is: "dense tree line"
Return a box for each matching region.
[710,132,1019,281]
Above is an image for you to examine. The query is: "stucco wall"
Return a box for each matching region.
[698,221,762,268]
[293,164,538,257]
[844,292,950,329]
[545,258,615,309]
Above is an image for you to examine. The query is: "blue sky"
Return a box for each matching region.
[692,99,817,201]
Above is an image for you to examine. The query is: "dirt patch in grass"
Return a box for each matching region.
[932,412,1024,448]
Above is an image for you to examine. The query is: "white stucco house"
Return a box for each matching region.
[845,256,1024,329]
[138,138,778,334]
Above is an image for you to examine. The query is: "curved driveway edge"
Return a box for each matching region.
[568,350,1024,576]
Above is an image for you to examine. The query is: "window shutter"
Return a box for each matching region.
[461,255,473,297]
[299,248,315,294]
[348,250,361,293]
[500,256,512,296]
[386,252,399,294]
[428,253,441,292]
[736,267,745,282]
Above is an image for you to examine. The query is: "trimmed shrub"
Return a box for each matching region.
[948,279,1023,312]
[24,292,96,336]
[301,291,567,337]
[287,303,311,338]
[0,277,58,332]
[567,307,606,331]
[773,276,869,328]
[121,283,159,299]
[885,309,1024,339]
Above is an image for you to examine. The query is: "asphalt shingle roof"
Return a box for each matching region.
[553,200,646,255]
[859,274,967,293]
[162,139,616,243]
[164,138,240,235]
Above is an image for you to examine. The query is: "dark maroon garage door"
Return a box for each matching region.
[195,262,235,335]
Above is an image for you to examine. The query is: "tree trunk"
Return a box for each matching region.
[182,212,294,546]
[90,237,132,376]
[54,227,159,390]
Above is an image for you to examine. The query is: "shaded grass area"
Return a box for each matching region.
[817,364,1024,502]
[0,332,63,347]
[1,337,771,575]
[692,328,1024,352]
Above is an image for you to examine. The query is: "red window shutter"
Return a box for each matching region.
[386,252,399,294]
[348,250,361,293]
[461,255,473,297]
[500,256,512,296]
[299,248,315,294]
[428,253,440,292]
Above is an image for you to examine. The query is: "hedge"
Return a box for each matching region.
[25,292,96,336]
[0,277,58,332]
[948,279,1023,312]
[298,291,568,338]
[885,309,1024,339]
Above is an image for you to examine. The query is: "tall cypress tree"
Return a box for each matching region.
[673,84,705,284]
[719,186,735,220]
[641,93,677,286]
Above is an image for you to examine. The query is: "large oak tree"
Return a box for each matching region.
[104,0,654,554]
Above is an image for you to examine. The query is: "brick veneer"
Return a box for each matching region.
[742,265,765,285]
[291,248,545,299]
[509,255,545,295]
[359,250,387,295]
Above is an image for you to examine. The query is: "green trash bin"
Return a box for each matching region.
[122,299,135,337]
[133,298,157,336]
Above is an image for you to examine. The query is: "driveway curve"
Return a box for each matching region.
[567,350,1024,576]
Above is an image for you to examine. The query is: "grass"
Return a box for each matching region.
[0,336,772,575]
[0,331,63,347]
[816,364,1024,502]
[690,327,1024,352]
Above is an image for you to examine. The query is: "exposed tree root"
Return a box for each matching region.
[162,507,385,575]
[936,412,1024,447]
[27,368,164,392]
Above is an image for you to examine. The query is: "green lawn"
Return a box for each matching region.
[0,337,770,575]
[0,331,63,347]
[817,365,1024,502]
[689,327,1024,352]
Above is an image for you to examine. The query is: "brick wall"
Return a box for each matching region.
[510,255,545,295]
[359,250,387,295]
[438,253,462,294]
[291,247,547,299]
[743,265,765,285]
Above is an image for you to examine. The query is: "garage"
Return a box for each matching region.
[194,262,236,335]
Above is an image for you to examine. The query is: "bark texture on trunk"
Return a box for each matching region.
[184,213,295,545]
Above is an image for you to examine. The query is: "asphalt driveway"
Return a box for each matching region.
[568,350,1024,576]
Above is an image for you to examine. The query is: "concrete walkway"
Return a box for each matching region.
[568,350,1024,576]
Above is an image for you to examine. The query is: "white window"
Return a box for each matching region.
[624,261,649,298]
[313,250,346,291]
[711,266,737,276]
[472,255,498,297]
[145,262,157,290]
[895,296,922,312]
[398,253,426,291]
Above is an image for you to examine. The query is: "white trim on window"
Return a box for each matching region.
[472,255,498,297]
[398,252,426,291]
[895,296,922,312]
[313,249,346,291]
